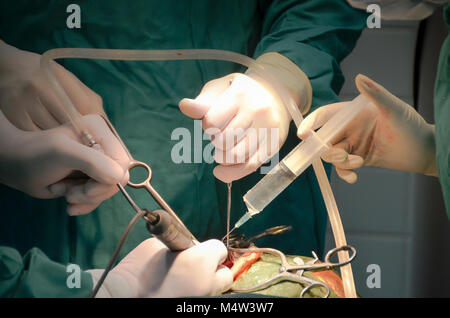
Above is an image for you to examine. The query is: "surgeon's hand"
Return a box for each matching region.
[179,73,291,183]
[0,112,129,214]
[179,53,312,183]
[92,238,233,298]
[0,41,105,131]
[297,74,437,183]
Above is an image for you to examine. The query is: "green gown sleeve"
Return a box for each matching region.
[434,3,450,216]
[0,246,93,297]
[255,0,368,110]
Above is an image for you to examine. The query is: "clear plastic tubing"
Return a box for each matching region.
[41,48,357,298]
[282,97,361,299]
[40,49,296,135]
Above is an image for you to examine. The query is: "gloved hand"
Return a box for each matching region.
[0,112,129,214]
[0,41,105,131]
[89,238,233,298]
[179,53,312,183]
[297,74,437,183]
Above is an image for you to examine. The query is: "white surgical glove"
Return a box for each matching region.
[0,112,130,214]
[0,41,106,131]
[89,238,233,298]
[179,53,311,183]
[297,74,437,183]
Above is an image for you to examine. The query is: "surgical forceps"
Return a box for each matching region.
[225,225,293,248]
[96,115,198,249]
[229,245,356,298]
[124,160,198,246]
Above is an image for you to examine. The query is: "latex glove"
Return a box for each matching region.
[89,238,233,298]
[0,41,105,131]
[179,53,311,183]
[0,112,129,214]
[297,74,437,183]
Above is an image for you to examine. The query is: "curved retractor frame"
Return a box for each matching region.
[228,245,356,298]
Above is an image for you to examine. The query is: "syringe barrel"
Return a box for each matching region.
[242,95,368,215]
[244,161,296,213]
[282,132,329,176]
[243,132,329,213]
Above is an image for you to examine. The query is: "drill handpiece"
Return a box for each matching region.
[144,209,196,251]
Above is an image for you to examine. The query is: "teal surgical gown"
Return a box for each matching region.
[0,0,366,297]
[435,4,450,217]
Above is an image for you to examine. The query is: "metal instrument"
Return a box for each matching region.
[84,117,197,297]
[230,245,356,298]
[226,225,356,298]
[88,116,198,251]
[124,160,198,248]
[225,225,292,248]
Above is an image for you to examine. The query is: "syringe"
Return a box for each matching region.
[234,94,369,229]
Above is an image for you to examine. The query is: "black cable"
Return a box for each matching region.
[90,208,147,298]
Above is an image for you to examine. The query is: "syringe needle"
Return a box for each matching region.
[226,182,232,247]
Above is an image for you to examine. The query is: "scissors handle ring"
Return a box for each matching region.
[324,245,357,268]
[299,279,330,298]
[127,160,152,188]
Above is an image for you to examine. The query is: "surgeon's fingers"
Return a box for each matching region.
[59,137,126,185]
[322,147,364,170]
[48,178,84,197]
[27,95,61,129]
[214,163,248,184]
[82,115,130,168]
[201,87,240,131]
[65,172,128,206]
[198,74,235,102]
[59,114,129,183]
[212,265,233,296]
[213,127,264,165]
[34,61,81,125]
[80,179,116,197]
[51,61,106,116]
[66,184,116,205]
[48,182,68,197]
[196,74,236,106]
[211,111,253,151]
[335,167,358,184]
[322,147,350,163]
[1,104,41,131]
[213,139,270,183]
[47,179,106,214]
[356,74,409,119]
[178,98,211,119]
[320,142,362,184]
[190,239,229,266]
[297,102,348,139]
[8,87,59,130]
[67,202,101,216]
[18,112,42,131]
[179,74,235,119]
[35,86,71,126]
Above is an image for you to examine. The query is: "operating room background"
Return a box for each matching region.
[325,7,450,298]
